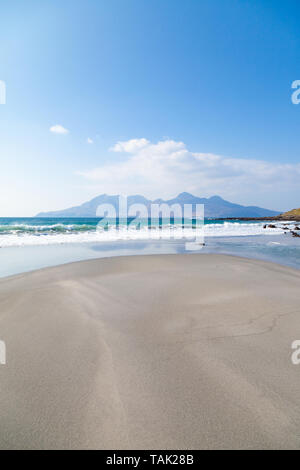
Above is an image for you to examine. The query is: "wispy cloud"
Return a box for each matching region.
[110,138,149,153]
[49,124,69,135]
[87,137,94,144]
[78,138,300,209]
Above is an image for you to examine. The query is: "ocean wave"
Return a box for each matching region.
[0,220,295,247]
[0,223,96,235]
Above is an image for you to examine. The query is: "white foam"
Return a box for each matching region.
[0,221,291,248]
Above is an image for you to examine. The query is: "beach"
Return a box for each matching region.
[0,253,300,449]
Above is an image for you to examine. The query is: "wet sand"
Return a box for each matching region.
[0,254,300,449]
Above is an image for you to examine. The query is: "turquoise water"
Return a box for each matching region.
[0,216,255,234]
[0,218,299,277]
[0,216,289,246]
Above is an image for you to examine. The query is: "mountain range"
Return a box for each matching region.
[36,193,280,219]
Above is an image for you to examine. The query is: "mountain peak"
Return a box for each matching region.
[176,192,194,199]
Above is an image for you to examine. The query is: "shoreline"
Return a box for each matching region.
[0,232,300,280]
[1,248,300,282]
[0,250,294,282]
[0,253,300,449]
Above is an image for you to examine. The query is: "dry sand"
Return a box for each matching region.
[0,254,300,449]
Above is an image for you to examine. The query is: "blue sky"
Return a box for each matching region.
[0,0,300,215]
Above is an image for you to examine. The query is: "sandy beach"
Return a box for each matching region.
[0,253,300,449]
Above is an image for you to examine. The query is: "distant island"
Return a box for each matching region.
[36,192,280,219]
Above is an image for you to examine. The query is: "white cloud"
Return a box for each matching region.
[50,124,69,135]
[87,137,94,144]
[110,138,150,153]
[78,138,300,209]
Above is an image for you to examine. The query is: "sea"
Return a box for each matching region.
[0,217,299,277]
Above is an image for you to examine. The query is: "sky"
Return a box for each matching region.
[0,0,300,216]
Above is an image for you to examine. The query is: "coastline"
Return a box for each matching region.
[0,253,300,449]
[0,232,300,280]
[218,217,300,222]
